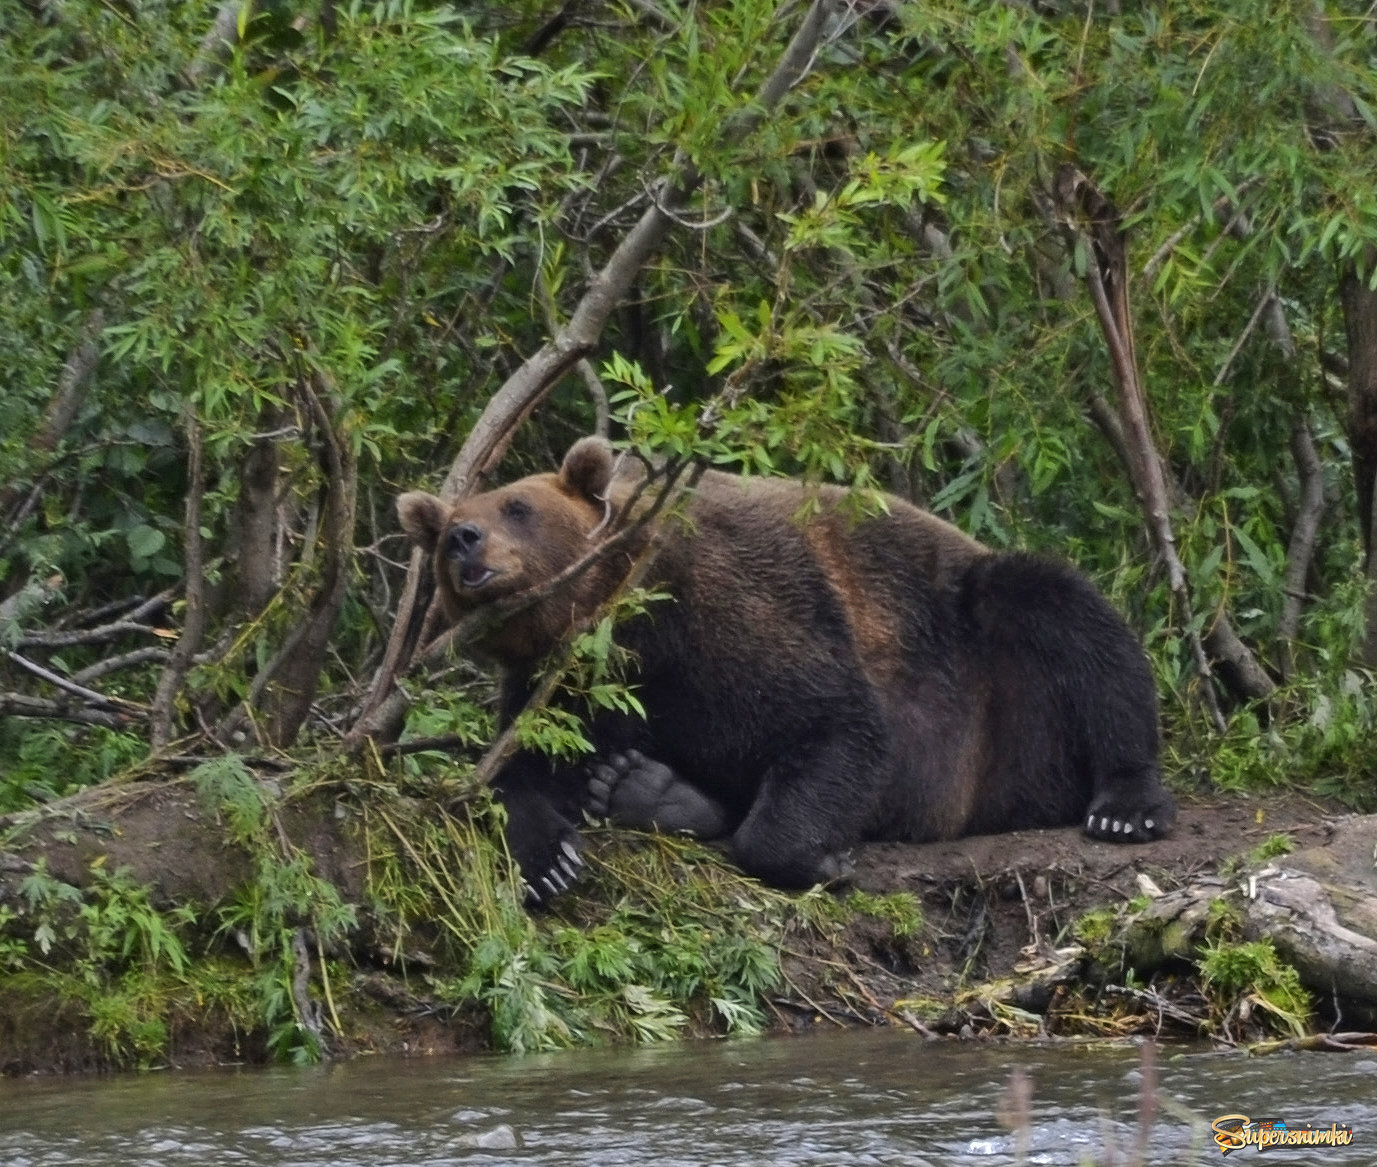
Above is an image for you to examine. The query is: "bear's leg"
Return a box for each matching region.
[587,750,730,838]
[727,743,868,888]
[491,756,586,905]
[963,553,1175,843]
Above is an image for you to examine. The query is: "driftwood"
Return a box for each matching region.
[1112,816,1377,1019]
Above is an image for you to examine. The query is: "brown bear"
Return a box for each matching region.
[398,437,1174,902]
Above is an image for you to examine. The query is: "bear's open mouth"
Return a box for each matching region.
[459,565,496,588]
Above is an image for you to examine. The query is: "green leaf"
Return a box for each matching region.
[126,526,166,562]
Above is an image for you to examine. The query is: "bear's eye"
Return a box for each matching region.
[501,497,532,522]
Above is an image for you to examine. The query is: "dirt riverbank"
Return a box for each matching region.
[0,777,1369,1074]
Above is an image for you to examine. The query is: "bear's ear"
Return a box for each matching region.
[559,437,614,502]
[396,491,448,553]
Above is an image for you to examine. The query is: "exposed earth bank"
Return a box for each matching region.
[1,777,1373,1075]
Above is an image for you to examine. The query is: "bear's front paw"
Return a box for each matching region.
[519,832,584,907]
[587,750,728,838]
[1083,782,1175,843]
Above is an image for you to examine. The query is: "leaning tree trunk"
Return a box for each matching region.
[345,0,839,748]
[1057,163,1272,721]
[1052,166,1274,724]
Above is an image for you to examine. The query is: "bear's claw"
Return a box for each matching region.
[1082,786,1174,843]
[523,833,584,906]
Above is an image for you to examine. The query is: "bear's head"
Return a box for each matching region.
[397,437,623,662]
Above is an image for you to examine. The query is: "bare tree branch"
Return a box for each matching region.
[0,692,132,729]
[17,588,175,648]
[3,650,147,714]
[71,647,170,685]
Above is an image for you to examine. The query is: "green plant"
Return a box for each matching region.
[1199,938,1311,1040]
[1250,834,1296,864]
[1073,907,1119,950]
[845,889,925,939]
[7,858,200,1066]
[0,725,148,813]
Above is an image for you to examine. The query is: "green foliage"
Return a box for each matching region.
[1199,938,1312,1039]
[1,0,1375,809]
[1250,833,1296,863]
[17,859,192,978]
[843,889,925,939]
[367,787,798,1052]
[191,758,358,1063]
[4,858,199,1065]
[191,754,272,842]
[0,724,147,812]
[4,0,1377,1066]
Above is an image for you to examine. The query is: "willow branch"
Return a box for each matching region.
[349,0,836,744]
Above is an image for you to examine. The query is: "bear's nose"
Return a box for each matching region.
[446,523,484,558]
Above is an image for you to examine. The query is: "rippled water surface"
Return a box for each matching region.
[2,1030,1372,1166]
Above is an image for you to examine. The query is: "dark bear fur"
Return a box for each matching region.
[398,437,1174,900]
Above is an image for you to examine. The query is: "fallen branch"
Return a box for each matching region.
[70,647,170,685]
[3,650,148,715]
[16,588,175,649]
[0,691,133,729]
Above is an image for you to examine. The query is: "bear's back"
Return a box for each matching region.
[629,471,990,695]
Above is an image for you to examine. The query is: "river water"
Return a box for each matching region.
[0,1030,1371,1166]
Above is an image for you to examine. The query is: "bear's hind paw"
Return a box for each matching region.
[587,750,728,838]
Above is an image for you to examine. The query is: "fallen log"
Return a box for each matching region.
[1111,815,1377,1024]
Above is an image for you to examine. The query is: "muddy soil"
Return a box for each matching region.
[0,780,1363,1073]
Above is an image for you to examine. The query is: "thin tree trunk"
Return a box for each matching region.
[261,375,359,747]
[1340,257,1377,665]
[217,374,359,748]
[231,409,288,616]
[150,414,207,749]
[1053,165,1274,723]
